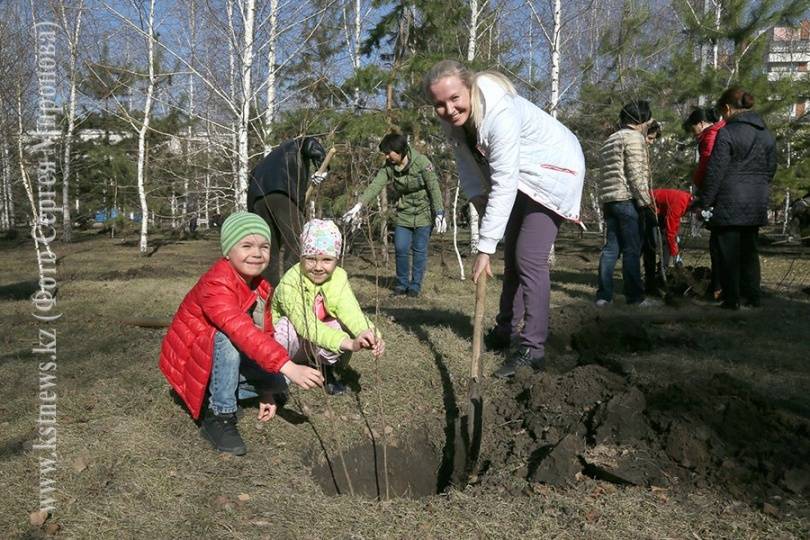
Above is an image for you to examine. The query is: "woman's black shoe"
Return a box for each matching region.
[493,347,545,379]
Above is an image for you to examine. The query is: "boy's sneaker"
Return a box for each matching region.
[493,347,545,379]
[407,289,420,298]
[392,287,407,297]
[200,411,246,456]
[325,367,347,396]
[595,299,611,307]
[483,327,512,351]
[637,297,662,308]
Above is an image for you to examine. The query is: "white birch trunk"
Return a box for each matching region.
[58,0,83,243]
[466,0,480,258]
[1,141,13,230]
[353,0,362,107]
[452,178,465,280]
[263,0,278,155]
[467,0,478,62]
[227,0,240,204]
[16,88,45,280]
[136,0,157,255]
[0,147,8,231]
[235,0,256,210]
[343,0,364,109]
[204,120,212,227]
[549,0,561,118]
[468,203,480,254]
[712,0,721,69]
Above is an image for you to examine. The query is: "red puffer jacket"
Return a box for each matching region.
[159,258,290,419]
[653,189,692,256]
[692,119,725,189]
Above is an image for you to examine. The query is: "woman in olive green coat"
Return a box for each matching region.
[343,133,446,297]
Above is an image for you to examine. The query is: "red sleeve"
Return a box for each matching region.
[692,128,717,189]
[664,208,681,256]
[198,277,290,373]
[664,192,690,256]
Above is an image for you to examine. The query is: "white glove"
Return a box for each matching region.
[342,203,362,225]
[434,213,447,234]
[700,207,713,221]
[310,171,328,186]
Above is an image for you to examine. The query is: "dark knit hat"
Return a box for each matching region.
[220,212,272,256]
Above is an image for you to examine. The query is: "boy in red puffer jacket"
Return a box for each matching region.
[159,212,324,456]
[653,188,693,267]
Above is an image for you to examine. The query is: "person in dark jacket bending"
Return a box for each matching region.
[248,137,327,286]
[698,88,776,309]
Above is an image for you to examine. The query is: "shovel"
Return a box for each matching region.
[466,272,486,476]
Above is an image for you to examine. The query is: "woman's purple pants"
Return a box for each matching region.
[494,191,561,358]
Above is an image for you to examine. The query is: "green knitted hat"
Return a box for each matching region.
[220,212,272,256]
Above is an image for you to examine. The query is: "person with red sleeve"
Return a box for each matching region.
[159,212,324,456]
[684,108,726,189]
[683,107,725,299]
[653,188,693,267]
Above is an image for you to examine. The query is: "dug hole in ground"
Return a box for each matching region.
[1,228,809,538]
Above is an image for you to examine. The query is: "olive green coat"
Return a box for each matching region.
[359,149,444,228]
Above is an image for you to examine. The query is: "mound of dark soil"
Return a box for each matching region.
[481,364,810,503]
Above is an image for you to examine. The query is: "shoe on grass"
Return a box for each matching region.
[595,299,611,307]
[200,411,246,456]
[407,289,420,298]
[325,366,347,396]
[493,347,545,379]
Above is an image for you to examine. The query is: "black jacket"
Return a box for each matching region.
[699,111,776,227]
[247,138,325,211]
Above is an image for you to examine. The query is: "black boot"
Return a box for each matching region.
[199,410,247,456]
[493,347,545,379]
[324,366,347,396]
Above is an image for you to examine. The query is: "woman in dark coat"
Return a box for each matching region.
[698,88,777,309]
[248,137,326,285]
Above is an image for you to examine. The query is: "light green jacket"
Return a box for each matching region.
[271,263,374,353]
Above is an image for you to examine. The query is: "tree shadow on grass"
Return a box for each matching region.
[380,306,473,342]
[379,306,470,491]
[0,280,39,301]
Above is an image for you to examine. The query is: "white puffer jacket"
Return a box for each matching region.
[445,75,585,254]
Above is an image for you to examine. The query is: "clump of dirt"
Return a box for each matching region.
[667,265,712,297]
[480,363,810,504]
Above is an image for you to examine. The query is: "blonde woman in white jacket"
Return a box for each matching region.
[424,60,585,378]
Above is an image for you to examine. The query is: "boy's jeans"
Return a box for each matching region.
[596,200,644,303]
[207,331,289,416]
[394,225,431,293]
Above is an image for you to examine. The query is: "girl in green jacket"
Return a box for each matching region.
[272,219,385,395]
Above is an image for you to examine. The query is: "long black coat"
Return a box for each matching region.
[247,138,325,211]
[700,111,776,227]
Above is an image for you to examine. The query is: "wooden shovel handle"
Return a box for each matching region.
[471,273,487,383]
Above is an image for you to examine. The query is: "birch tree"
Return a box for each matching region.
[55,0,84,242]
[261,0,278,156]
[465,0,487,264]
[135,0,156,254]
[235,0,256,209]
